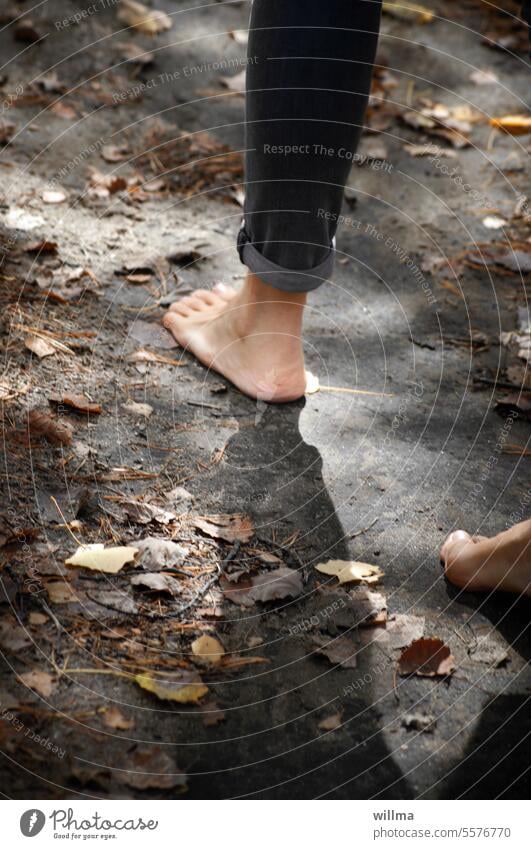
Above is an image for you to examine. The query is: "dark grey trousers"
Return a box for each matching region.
[237,0,383,292]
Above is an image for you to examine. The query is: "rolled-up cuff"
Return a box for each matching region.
[237,227,334,293]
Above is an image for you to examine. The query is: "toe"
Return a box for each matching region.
[165,303,192,318]
[440,529,472,564]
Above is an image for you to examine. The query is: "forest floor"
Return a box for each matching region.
[0,0,530,799]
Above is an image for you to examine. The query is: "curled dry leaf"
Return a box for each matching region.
[398,637,455,677]
[135,671,207,704]
[191,634,225,667]
[65,543,138,573]
[27,408,73,446]
[315,559,384,585]
[489,115,531,136]
[193,513,254,543]
[118,0,172,35]
[51,393,102,415]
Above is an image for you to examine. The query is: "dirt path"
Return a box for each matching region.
[0,1,530,799]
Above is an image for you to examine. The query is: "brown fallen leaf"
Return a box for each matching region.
[99,705,135,730]
[246,567,303,603]
[23,239,58,254]
[18,669,55,698]
[117,41,155,65]
[135,671,207,704]
[116,747,186,791]
[65,544,138,573]
[360,613,425,649]
[45,581,79,604]
[118,0,172,35]
[315,559,384,585]
[50,393,102,415]
[489,115,531,136]
[312,633,359,669]
[27,408,73,446]
[398,637,455,677]
[0,616,32,652]
[193,513,254,543]
[28,612,48,626]
[191,634,225,667]
[202,701,226,727]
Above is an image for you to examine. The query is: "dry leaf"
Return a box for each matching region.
[470,69,499,86]
[101,143,130,163]
[191,635,225,667]
[135,536,187,570]
[220,69,246,92]
[135,671,207,704]
[318,712,342,731]
[42,189,66,204]
[122,401,153,418]
[383,1,434,23]
[65,543,138,573]
[27,408,73,446]
[45,581,79,604]
[193,513,254,543]
[25,335,57,358]
[51,393,102,415]
[118,0,172,35]
[489,115,531,136]
[19,670,55,698]
[130,572,180,594]
[246,567,303,603]
[315,559,384,585]
[398,637,455,677]
[312,633,359,668]
[100,705,135,730]
[116,747,186,791]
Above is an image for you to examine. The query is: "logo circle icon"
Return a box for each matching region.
[20,810,45,837]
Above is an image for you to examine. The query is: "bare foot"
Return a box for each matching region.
[440,519,531,597]
[162,272,308,402]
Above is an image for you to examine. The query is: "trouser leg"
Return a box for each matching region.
[238,0,382,292]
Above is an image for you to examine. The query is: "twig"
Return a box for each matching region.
[349,517,379,539]
[148,541,241,620]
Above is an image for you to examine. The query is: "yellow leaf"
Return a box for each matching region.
[489,115,531,136]
[383,1,434,24]
[315,559,384,585]
[191,635,225,667]
[65,543,138,573]
[118,0,172,36]
[135,672,208,704]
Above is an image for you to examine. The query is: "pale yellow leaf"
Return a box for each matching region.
[118,0,172,35]
[191,635,225,667]
[135,672,207,704]
[315,559,384,585]
[65,543,138,573]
